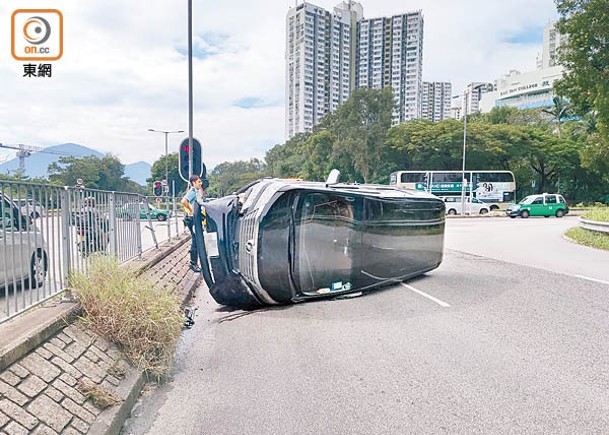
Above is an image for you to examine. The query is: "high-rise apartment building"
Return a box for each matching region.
[285,2,424,138]
[536,21,568,69]
[462,82,494,116]
[285,2,360,139]
[421,81,452,122]
[356,11,424,124]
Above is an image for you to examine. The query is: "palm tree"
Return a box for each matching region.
[542,96,571,136]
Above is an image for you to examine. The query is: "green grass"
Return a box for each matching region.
[565,227,609,251]
[69,255,183,377]
[582,207,609,222]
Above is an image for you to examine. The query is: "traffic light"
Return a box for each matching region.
[153,180,163,197]
[178,138,205,181]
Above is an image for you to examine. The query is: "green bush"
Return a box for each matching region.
[583,207,609,222]
[69,255,183,377]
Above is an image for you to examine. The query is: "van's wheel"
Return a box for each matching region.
[447,209,457,215]
[30,251,47,288]
[555,209,565,218]
[480,209,489,215]
[520,210,530,218]
[509,215,516,219]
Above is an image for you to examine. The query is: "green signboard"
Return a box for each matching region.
[415,182,464,192]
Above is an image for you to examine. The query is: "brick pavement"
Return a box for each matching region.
[0,237,202,435]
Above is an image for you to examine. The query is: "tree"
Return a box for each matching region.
[328,88,394,182]
[149,152,186,197]
[555,0,609,129]
[541,96,572,136]
[207,158,267,197]
[265,134,310,178]
[47,154,141,192]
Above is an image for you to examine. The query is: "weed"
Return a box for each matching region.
[77,379,122,409]
[69,255,183,377]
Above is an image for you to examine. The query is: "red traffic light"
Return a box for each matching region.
[154,181,162,187]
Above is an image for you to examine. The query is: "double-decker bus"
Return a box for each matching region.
[389,170,516,209]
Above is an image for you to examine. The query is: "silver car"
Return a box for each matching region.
[1,195,48,289]
[15,198,47,219]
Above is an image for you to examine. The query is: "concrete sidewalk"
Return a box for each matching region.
[0,235,202,435]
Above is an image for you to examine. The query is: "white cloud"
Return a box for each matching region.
[0,0,558,168]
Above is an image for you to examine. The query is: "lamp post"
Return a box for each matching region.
[461,110,468,215]
[148,129,184,240]
[147,129,184,195]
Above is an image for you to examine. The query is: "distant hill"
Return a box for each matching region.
[124,161,151,185]
[0,143,150,185]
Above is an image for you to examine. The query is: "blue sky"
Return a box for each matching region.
[0,0,558,169]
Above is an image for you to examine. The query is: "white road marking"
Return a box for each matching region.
[574,275,609,286]
[399,283,451,307]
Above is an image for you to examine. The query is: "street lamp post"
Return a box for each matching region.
[147,129,184,194]
[148,128,184,239]
[461,111,468,215]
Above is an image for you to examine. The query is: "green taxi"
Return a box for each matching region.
[506,193,569,218]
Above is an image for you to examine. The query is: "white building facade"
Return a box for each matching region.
[421,81,452,121]
[480,20,566,112]
[285,2,424,138]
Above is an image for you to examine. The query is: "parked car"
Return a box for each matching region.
[506,193,569,218]
[15,198,46,219]
[117,203,169,221]
[0,194,48,289]
[191,175,445,309]
[439,196,490,215]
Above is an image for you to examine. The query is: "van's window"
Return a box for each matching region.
[532,197,543,205]
[546,195,557,204]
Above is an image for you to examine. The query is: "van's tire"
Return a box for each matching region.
[555,209,565,218]
[520,210,530,218]
[29,250,47,288]
[509,215,516,219]
[480,209,489,215]
[447,209,457,215]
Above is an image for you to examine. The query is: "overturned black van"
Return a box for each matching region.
[192,176,445,309]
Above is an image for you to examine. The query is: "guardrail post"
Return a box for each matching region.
[108,192,117,255]
[60,187,72,286]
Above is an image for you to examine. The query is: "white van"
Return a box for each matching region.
[439,196,490,215]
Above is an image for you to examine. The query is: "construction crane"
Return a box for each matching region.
[0,143,81,173]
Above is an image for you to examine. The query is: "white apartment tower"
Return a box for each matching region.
[286,2,424,138]
[462,82,494,115]
[285,3,357,139]
[536,21,568,70]
[422,81,452,122]
[356,11,424,124]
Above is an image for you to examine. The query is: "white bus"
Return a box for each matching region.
[389,170,516,209]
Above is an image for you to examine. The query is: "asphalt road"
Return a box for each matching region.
[122,215,609,435]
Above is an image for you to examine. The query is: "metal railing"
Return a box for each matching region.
[579,217,609,234]
[0,181,186,323]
